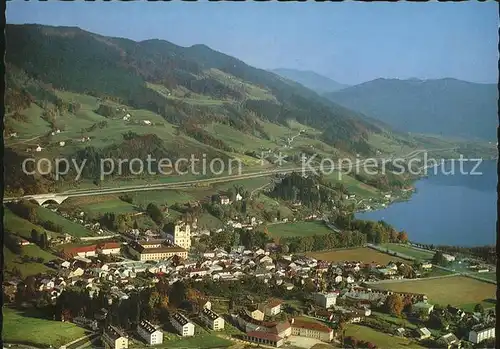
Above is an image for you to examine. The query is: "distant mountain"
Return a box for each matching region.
[271,68,349,94]
[325,78,498,141]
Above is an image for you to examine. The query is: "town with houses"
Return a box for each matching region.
[3,207,496,349]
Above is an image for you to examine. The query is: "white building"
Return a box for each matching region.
[143,120,152,125]
[200,308,225,331]
[261,299,282,317]
[102,325,128,349]
[137,320,163,345]
[312,292,337,309]
[59,141,66,147]
[170,312,195,337]
[235,193,243,201]
[35,145,42,152]
[220,196,230,205]
[166,223,191,250]
[443,254,456,262]
[469,327,495,344]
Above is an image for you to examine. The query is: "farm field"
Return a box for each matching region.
[323,171,380,199]
[267,221,334,238]
[4,244,57,277]
[3,307,88,348]
[379,243,434,260]
[306,247,405,264]
[373,276,496,308]
[345,324,424,349]
[4,208,54,239]
[35,206,94,237]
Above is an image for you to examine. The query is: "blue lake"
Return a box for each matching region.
[356,159,497,246]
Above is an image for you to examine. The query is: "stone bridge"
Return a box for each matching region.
[5,193,70,205]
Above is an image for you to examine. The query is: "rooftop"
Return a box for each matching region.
[202,308,221,321]
[105,325,127,340]
[138,320,158,334]
[171,312,191,327]
[291,319,332,333]
[246,331,283,342]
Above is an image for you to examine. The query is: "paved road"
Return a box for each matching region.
[4,147,455,203]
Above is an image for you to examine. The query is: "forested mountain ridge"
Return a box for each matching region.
[324,78,498,141]
[5,23,383,156]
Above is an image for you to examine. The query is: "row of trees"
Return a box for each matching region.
[269,173,338,211]
[280,230,368,253]
[335,215,408,245]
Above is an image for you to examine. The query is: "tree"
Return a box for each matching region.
[432,251,448,266]
[385,294,404,317]
[474,303,484,314]
[31,229,40,244]
[397,231,409,243]
[146,203,164,225]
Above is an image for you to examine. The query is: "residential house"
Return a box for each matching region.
[102,325,128,349]
[443,254,456,262]
[248,307,265,321]
[170,312,195,337]
[200,308,225,331]
[137,320,163,345]
[220,196,230,205]
[416,327,432,340]
[437,333,460,349]
[413,302,434,315]
[468,326,495,344]
[235,193,243,201]
[290,318,334,342]
[261,299,282,317]
[421,262,433,269]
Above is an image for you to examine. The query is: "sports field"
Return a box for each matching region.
[373,276,496,307]
[307,247,405,264]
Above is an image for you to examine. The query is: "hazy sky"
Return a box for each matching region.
[7,1,498,85]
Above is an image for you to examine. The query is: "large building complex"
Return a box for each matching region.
[290,318,334,342]
[128,240,188,261]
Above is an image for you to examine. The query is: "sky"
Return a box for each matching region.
[6,0,499,85]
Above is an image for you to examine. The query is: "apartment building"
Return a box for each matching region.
[137,320,163,345]
[170,312,195,337]
[312,292,337,309]
[200,308,225,331]
[102,325,128,349]
[469,326,495,344]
